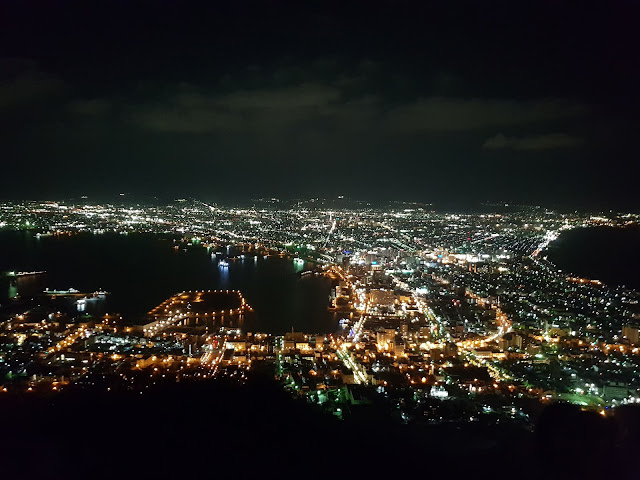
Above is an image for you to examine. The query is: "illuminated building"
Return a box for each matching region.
[622,324,639,345]
[368,289,395,307]
[498,332,523,351]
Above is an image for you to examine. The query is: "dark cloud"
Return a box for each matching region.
[68,99,112,116]
[128,83,342,133]
[214,84,340,109]
[385,98,588,132]
[0,1,637,208]
[483,133,583,150]
[128,83,588,138]
[0,58,64,109]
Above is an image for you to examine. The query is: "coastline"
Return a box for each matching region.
[543,224,640,291]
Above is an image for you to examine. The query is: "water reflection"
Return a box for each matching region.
[8,281,17,299]
[293,258,305,273]
[0,232,339,333]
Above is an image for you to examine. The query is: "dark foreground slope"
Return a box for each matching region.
[1,376,638,479]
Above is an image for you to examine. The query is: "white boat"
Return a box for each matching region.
[218,260,229,268]
[14,270,46,277]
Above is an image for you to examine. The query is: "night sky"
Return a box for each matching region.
[1,1,638,209]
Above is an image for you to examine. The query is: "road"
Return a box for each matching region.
[335,340,369,384]
[350,315,367,342]
[201,338,226,375]
[143,313,187,337]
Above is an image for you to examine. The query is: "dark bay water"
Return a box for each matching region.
[0,231,338,334]
[546,225,640,291]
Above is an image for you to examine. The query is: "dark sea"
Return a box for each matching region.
[545,225,640,291]
[0,231,339,333]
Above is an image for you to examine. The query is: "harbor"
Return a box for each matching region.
[0,231,338,333]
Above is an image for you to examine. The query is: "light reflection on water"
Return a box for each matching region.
[0,231,338,334]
